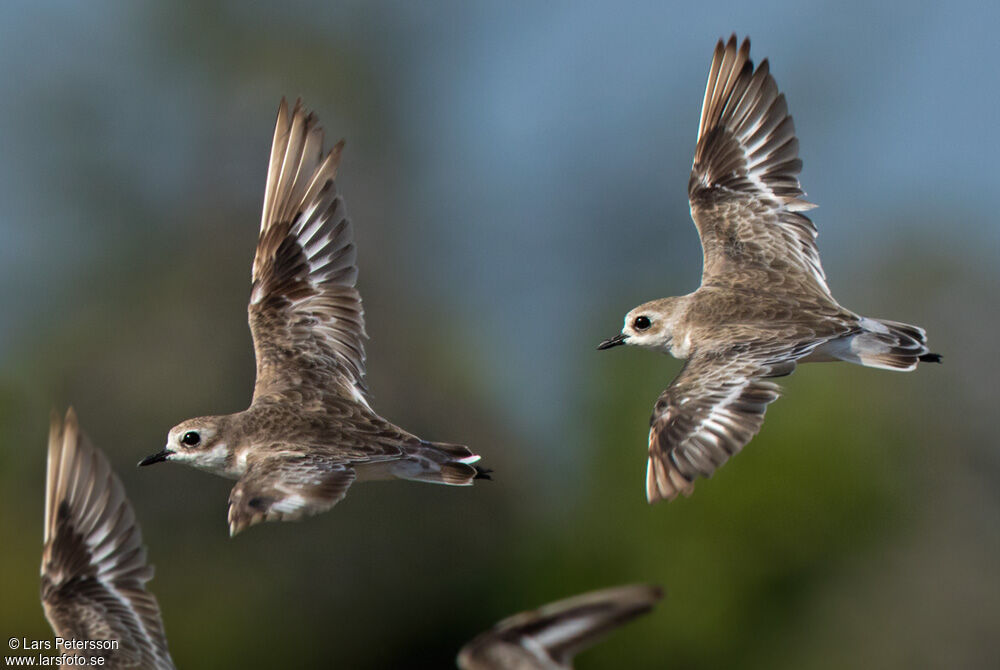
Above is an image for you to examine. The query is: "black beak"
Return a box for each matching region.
[138,449,172,467]
[597,334,628,350]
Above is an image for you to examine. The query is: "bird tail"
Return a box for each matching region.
[832,317,940,371]
[394,440,489,486]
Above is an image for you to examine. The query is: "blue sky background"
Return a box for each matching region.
[1,1,997,443]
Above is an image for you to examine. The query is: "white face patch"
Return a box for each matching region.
[623,318,674,355]
[620,300,686,355]
[170,441,230,474]
[199,441,230,469]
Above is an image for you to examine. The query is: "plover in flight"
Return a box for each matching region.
[457,584,663,670]
[140,99,486,535]
[599,36,939,503]
[43,408,174,669]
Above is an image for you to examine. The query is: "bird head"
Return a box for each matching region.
[599,298,681,354]
[139,417,231,472]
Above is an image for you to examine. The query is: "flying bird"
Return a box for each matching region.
[599,36,939,503]
[43,408,174,669]
[457,584,663,670]
[140,99,486,535]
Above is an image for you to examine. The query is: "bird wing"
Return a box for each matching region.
[457,584,663,670]
[228,451,363,536]
[42,409,174,669]
[249,98,368,408]
[644,347,799,503]
[688,35,831,298]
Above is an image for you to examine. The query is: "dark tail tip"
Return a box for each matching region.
[474,466,493,481]
[919,353,943,363]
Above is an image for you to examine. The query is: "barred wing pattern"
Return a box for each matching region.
[42,409,174,669]
[645,352,790,503]
[250,98,368,407]
[689,35,830,297]
[228,451,358,536]
[458,584,663,670]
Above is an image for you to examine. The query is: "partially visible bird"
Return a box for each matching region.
[43,408,174,669]
[457,584,663,670]
[140,99,487,535]
[599,35,939,503]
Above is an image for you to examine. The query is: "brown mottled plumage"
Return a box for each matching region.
[140,99,485,535]
[43,409,174,669]
[599,36,939,503]
[457,584,663,670]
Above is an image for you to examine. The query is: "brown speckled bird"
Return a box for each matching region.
[43,408,174,669]
[457,584,663,670]
[599,36,939,503]
[140,99,486,535]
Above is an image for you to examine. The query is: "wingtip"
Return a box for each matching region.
[718,34,751,63]
[645,447,696,504]
[228,516,246,537]
[328,138,346,171]
[48,408,62,440]
[785,197,817,212]
[647,583,666,602]
[228,509,250,537]
[63,406,79,432]
[736,34,750,57]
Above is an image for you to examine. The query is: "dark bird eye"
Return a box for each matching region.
[181,431,201,447]
[633,316,651,330]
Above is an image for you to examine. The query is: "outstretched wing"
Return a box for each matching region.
[228,451,359,536]
[457,584,663,670]
[645,349,797,503]
[42,408,174,669]
[249,98,368,407]
[688,35,830,297]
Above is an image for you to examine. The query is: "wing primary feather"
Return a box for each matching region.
[42,409,174,669]
[646,355,785,503]
[457,585,663,669]
[250,101,369,404]
[688,36,829,296]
